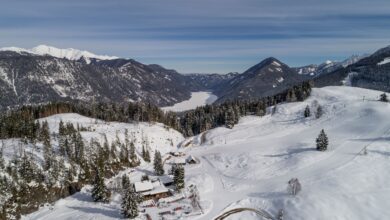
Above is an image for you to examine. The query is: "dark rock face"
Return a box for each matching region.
[184,72,239,91]
[0,51,192,109]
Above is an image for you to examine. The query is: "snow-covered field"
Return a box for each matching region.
[22,86,390,220]
[162,92,217,112]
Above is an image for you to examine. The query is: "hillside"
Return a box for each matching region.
[19,86,390,220]
[0,48,194,108]
[313,46,390,91]
[214,57,309,103]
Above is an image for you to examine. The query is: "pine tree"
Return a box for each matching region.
[129,142,137,163]
[379,93,388,102]
[18,152,35,183]
[91,167,110,203]
[74,131,84,164]
[153,151,164,176]
[173,165,185,191]
[103,135,110,162]
[316,129,328,151]
[41,121,53,170]
[0,146,4,170]
[315,105,323,119]
[121,186,139,219]
[142,146,150,162]
[304,105,311,118]
[121,174,130,191]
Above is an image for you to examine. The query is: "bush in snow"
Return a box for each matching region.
[141,174,149,181]
[316,129,329,151]
[304,105,311,118]
[315,105,323,119]
[287,178,301,196]
[379,93,388,102]
[277,209,284,220]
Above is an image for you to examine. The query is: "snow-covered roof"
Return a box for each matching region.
[141,185,169,196]
[134,180,154,192]
[186,155,197,162]
[159,175,174,184]
[158,193,185,203]
[173,157,186,164]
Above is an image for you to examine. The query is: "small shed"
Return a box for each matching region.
[158,175,174,186]
[186,155,198,164]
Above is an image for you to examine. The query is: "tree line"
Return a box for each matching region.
[0,81,313,139]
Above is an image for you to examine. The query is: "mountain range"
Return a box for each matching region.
[0,44,389,110]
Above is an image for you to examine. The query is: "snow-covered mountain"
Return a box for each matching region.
[293,55,366,76]
[0,49,197,109]
[0,45,118,64]
[314,45,390,90]
[214,57,309,103]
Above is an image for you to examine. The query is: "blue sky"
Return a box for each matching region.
[1,0,389,73]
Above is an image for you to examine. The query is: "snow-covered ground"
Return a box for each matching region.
[162,92,217,112]
[22,86,390,220]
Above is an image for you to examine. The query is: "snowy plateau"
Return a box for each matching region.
[11,86,389,220]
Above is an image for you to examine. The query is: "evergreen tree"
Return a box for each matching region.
[103,135,110,162]
[379,93,388,102]
[121,186,139,219]
[18,152,35,183]
[173,165,185,191]
[121,174,130,190]
[91,167,110,203]
[41,121,53,170]
[142,146,151,162]
[0,146,4,170]
[315,105,323,119]
[153,151,164,176]
[74,131,85,164]
[316,129,328,151]
[129,142,137,163]
[304,105,311,118]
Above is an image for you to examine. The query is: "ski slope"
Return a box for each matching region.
[23,86,390,220]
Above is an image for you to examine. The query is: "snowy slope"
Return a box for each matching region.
[0,45,118,63]
[161,91,217,112]
[2,113,184,166]
[23,86,390,220]
[184,86,390,220]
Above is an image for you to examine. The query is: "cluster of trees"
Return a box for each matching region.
[179,81,312,136]
[0,120,151,219]
[0,81,312,138]
[304,103,323,119]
